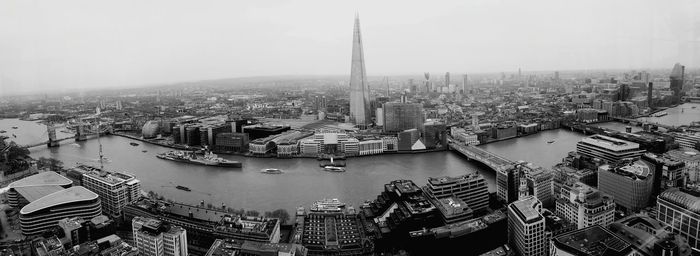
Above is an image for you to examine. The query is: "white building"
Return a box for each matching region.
[555,182,615,229]
[80,165,140,219]
[507,196,546,256]
[133,217,188,256]
[358,139,384,156]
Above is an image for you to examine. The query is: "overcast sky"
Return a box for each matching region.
[0,0,698,95]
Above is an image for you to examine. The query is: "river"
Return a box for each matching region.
[3,107,690,214]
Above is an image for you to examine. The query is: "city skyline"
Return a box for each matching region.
[1,0,699,95]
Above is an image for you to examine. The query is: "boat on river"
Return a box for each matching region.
[323,166,346,172]
[157,150,242,168]
[176,185,191,191]
[11,127,17,129]
[0,130,5,133]
[261,168,283,174]
[547,140,555,144]
[130,142,139,146]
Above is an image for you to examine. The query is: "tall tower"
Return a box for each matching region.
[462,74,468,94]
[349,13,371,125]
[445,72,450,87]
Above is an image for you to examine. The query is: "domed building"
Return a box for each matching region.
[141,120,160,139]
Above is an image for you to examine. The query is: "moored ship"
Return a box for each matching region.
[157,150,242,168]
[323,166,346,172]
[260,168,283,174]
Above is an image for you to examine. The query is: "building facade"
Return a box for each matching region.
[80,165,141,219]
[507,196,546,256]
[598,160,654,213]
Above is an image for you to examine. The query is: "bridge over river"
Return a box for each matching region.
[448,139,515,174]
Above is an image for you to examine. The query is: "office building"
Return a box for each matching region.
[20,186,102,236]
[609,214,692,256]
[397,129,420,151]
[598,160,654,213]
[243,125,291,141]
[576,135,645,164]
[519,162,554,207]
[214,132,249,153]
[421,121,447,149]
[425,173,489,213]
[550,225,631,256]
[507,196,546,256]
[132,217,188,256]
[383,102,424,133]
[670,63,685,101]
[79,165,141,219]
[665,148,700,184]
[669,131,700,149]
[554,182,614,229]
[462,74,468,94]
[642,153,685,197]
[58,215,116,246]
[205,239,308,256]
[497,166,521,204]
[124,198,281,255]
[348,14,371,125]
[7,171,73,209]
[657,187,700,251]
[292,202,374,256]
[444,72,450,88]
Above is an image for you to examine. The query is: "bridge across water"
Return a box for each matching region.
[20,122,113,149]
[448,139,515,173]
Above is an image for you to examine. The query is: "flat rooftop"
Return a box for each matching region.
[552,225,630,256]
[580,135,640,151]
[427,173,483,186]
[509,197,542,223]
[14,185,64,202]
[21,186,98,215]
[434,197,472,217]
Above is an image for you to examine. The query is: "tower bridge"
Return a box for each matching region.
[20,121,113,149]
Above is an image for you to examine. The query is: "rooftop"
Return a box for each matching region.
[552,225,631,256]
[580,135,640,152]
[659,188,700,215]
[433,197,472,217]
[14,185,64,202]
[509,196,543,224]
[609,214,692,256]
[8,171,72,189]
[78,165,136,185]
[21,186,98,215]
[427,172,484,186]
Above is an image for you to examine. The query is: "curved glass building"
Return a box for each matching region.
[20,186,102,236]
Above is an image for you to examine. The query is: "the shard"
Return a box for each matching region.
[349,14,371,125]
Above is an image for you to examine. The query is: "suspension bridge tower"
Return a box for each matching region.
[47,124,60,147]
[75,123,87,141]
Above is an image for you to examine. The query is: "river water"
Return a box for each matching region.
[2,104,695,213]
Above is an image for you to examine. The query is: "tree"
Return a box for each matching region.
[245,210,260,217]
[36,157,63,172]
[269,209,290,224]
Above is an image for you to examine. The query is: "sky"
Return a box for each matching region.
[0,0,698,95]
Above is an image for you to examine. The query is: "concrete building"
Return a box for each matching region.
[79,165,141,219]
[657,188,700,251]
[550,225,631,256]
[598,160,654,213]
[554,182,615,229]
[576,135,645,164]
[507,196,546,256]
[205,239,307,256]
[7,171,73,209]
[132,217,188,256]
[609,214,692,256]
[383,102,424,133]
[425,173,489,213]
[214,133,249,153]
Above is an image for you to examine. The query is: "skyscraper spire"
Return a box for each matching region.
[349,13,370,125]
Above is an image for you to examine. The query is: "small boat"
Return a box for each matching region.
[12,134,16,138]
[547,140,555,144]
[692,106,697,109]
[11,127,17,129]
[323,166,346,172]
[176,185,191,191]
[0,130,5,133]
[261,168,283,174]
[142,150,147,153]
[130,142,139,146]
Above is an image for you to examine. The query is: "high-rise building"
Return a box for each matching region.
[424,173,489,213]
[383,102,424,133]
[497,166,521,204]
[462,74,468,94]
[554,182,615,229]
[657,188,700,251]
[444,72,450,87]
[348,14,371,125]
[519,162,554,207]
[132,217,188,256]
[576,135,645,164]
[507,196,546,256]
[647,82,654,109]
[670,63,685,101]
[79,165,141,219]
[421,121,446,149]
[597,160,654,213]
